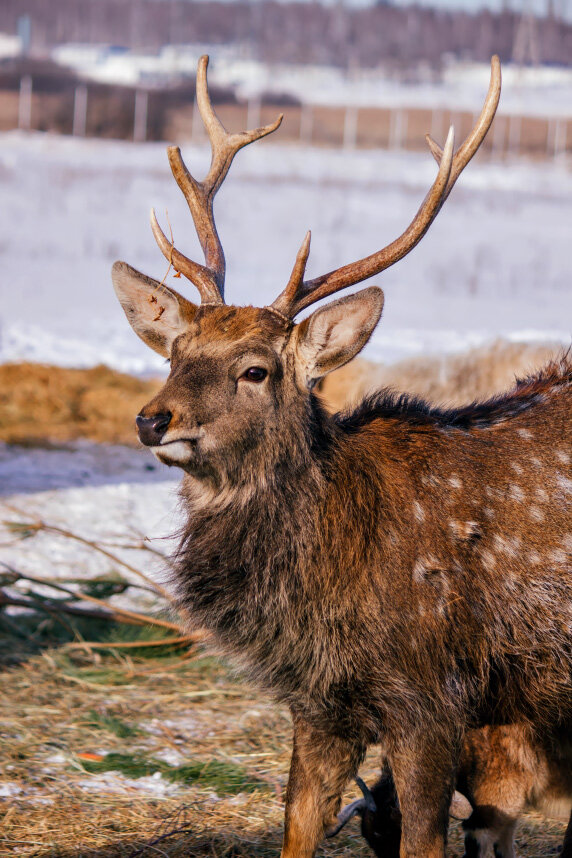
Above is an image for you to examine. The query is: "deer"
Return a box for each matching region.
[329,725,572,857]
[111,54,572,858]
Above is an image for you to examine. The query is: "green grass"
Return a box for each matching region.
[87,709,142,739]
[78,752,271,795]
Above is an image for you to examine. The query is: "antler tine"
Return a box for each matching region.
[151,55,283,304]
[277,230,312,314]
[425,54,501,207]
[271,126,455,318]
[271,55,501,319]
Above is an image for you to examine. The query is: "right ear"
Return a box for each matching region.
[111,261,198,357]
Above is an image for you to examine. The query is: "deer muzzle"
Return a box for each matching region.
[136,411,172,446]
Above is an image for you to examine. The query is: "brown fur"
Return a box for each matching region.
[113,271,572,858]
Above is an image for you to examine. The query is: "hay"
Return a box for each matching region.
[319,340,561,413]
[0,363,161,447]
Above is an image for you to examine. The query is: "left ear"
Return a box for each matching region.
[294,286,384,388]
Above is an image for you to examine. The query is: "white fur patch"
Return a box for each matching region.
[152,441,191,464]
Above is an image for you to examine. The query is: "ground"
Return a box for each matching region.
[1,646,567,857]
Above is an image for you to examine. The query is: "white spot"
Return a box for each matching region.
[413,501,425,523]
[517,428,533,440]
[481,549,496,570]
[536,487,549,503]
[556,474,572,494]
[556,450,570,465]
[493,534,519,558]
[528,550,541,565]
[531,457,543,469]
[449,475,462,489]
[563,534,572,552]
[450,520,480,542]
[510,462,523,475]
[529,505,545,522]
[509,484,525,502]
[413,559,426,583]
[549,549,567,564]
[484,507,495,519]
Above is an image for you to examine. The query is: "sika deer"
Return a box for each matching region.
[112,55,572,858]
[332,726,572,857]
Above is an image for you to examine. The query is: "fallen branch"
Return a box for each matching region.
[0,589,144,625]
[1,563,182,631]
[63,634,204,649]
[1,507,175,604]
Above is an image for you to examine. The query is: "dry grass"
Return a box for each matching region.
[0,363,161,447]
[0,645,567,857]
[319,340,561,414]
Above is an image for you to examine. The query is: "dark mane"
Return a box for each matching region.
[336,352,572,434]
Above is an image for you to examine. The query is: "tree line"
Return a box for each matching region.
[1,0,571,71]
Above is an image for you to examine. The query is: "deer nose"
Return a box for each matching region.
[135,412,172,446]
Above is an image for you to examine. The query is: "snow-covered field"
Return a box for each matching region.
[1,130,571,373]
[1,128,571,607]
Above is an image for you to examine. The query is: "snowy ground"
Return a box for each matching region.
[1,129,571,604]
[1,131,571,374]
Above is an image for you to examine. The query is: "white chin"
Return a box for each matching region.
[151,441,192,465]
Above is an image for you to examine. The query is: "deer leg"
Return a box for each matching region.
[280,712,365,858]
[390,731,460,858]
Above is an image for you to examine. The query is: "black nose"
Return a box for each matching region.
[136,412,172,446]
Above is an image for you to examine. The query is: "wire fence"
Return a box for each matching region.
[5,75,571,160]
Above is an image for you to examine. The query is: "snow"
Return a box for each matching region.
[1,131,571,375]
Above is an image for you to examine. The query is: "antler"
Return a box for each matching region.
[272,55,501,319]
[151,55,283,304]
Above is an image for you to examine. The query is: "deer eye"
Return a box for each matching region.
[241,367,267,383]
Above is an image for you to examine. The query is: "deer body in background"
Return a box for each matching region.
[112,55,572,858]
[332,725,572,857]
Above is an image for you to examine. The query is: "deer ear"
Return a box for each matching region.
[295,286,384,387]
[112,261,198,357]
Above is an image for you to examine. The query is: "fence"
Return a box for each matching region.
[4,76,571,160]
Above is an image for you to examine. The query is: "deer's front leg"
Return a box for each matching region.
[390,729,460,858]
[280,712,365,858]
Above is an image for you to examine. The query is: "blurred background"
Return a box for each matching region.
[0,0,571,377]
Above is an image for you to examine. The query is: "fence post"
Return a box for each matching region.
[343,105,358,150]
[133,89,148,143]
[73,84,88,137]
[430,108,443,144]
[192,94,205,143]
[552,118,566,159]
[492,114,505,159]
[300,104,313,145]
[390,108,407,150]
[508,114,521,156]
[247,97,261,131]
[18,75,32,131]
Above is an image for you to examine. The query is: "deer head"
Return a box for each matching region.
[112,55,500,481]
